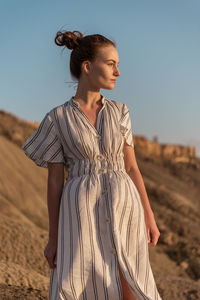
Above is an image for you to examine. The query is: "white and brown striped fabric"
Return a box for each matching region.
[22,95,162,300]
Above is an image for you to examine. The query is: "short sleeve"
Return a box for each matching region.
[120,103,134,148]
[21,112,65,168]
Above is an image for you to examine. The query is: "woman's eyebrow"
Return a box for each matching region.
[105,59,119,64]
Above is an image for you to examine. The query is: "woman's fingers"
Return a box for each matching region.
[45,253,56,268]
[146,228,151,243]
[148,229,160,246]
[44,241,57,268]
[144,213,161,247]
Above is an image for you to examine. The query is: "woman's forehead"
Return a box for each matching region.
[96,46,119,61]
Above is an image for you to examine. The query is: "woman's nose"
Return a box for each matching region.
[114,66,120,77]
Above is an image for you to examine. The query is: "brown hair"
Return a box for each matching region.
[54,30,116,80]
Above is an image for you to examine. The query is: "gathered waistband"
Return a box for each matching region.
[65,155,126,179]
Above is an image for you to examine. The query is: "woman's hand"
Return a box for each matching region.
[44,238,57,269]
[144,211,160,246]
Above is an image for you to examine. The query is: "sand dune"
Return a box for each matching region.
[0,110,200,299]
[0,136,48,230]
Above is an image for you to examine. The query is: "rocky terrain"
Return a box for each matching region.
[0,109,200,299]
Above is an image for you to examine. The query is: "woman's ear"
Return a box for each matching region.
[82,60,91,75]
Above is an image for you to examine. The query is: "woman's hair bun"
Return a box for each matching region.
[54,30,84,50]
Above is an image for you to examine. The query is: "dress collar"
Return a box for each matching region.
[70,95,106,108]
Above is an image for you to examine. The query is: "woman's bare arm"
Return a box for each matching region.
[123,140,160,246]
[47,162,64,241]
[123,141,153,216]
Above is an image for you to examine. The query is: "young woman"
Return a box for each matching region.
[22,30,162,300]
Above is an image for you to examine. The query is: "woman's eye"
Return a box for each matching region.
[108,63,114,66]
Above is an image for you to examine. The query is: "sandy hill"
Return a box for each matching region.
[0,110,200,299]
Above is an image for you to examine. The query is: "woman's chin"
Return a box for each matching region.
[102,85,115,90]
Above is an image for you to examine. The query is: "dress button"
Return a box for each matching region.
[111,248,116,254]
[96,135,101,140]
[97,155,104,160]
[101,189,107,196]
[106,218,110,223]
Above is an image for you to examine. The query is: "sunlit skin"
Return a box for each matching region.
[44,45,160,300]
[71,45,121,109]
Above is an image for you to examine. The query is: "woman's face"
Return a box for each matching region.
[83,45,120,90]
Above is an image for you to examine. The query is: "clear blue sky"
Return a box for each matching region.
[0,0,200,156]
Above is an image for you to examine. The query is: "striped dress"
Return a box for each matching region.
[22,95,162,300]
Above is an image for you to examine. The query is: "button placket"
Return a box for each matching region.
[95,133,105,173]
[98,156,106,173]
